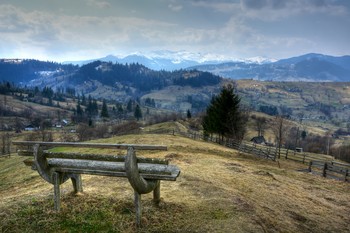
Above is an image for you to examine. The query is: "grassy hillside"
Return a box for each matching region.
[235,80,350,128]
[0,94,74,127]
[1,132,349,232]
[140,80,350,130]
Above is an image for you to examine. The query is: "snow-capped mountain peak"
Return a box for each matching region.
[63,50,276,70]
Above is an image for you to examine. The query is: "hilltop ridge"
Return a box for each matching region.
[1,131,349,232]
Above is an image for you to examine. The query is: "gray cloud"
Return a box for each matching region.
[240,0,348,15]
[241,0,332,10]
[0,5,30,33]
[0,0,349,61]
[168,4,183,12]
[86,0,111,9]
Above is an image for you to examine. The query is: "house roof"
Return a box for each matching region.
[250,136,266,144]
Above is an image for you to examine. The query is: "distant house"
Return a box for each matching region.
[24,125,37,131]
[62,119,69,125]
[295,147,303,153]
[250,136,266,144]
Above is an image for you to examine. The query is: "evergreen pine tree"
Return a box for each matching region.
[117,103,123,114]
[127,99,133,112]
[134,104,142,121]
[81,94,86,106]
[92,99,98,116]
[202,84,247,140]
[76,103,83,116]
[187,109,192,119]
[101,99,109,118]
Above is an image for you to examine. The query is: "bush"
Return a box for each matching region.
[111,121,141,135]
[148,113,181,125]
[94,124,109,138]
[330,145,350,163]
[76,123,95,141]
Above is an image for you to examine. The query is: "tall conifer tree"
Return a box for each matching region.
[134,104,142,121]
[101,99,109,118]
[202,84,247,140]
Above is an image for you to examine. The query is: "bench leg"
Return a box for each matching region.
[71,174,83,193]
[153,181,160,205]
[134,191,142,227]
[53,172,61,211]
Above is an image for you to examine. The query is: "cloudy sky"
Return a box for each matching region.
[1,0,349,62]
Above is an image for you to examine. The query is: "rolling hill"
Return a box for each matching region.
[1,54,350,127]
[190,53,350,82]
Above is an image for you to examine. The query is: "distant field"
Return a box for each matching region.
[1,131,349,232]
[235,80,350,128]
[138,80,350,130]
[0,94,74,117]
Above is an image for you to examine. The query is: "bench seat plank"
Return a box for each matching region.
[24,158,180,181]
[45,152,169,165]
[53,168,180,181]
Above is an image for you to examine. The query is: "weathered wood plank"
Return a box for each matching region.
[47,158,175,175]
[331,161,350,169]
[19,150,169,164]
[52,168,180,181]
[327,165,348,174]
[17,150,33,157]
[12,141,167,151]
[45,152,169,165]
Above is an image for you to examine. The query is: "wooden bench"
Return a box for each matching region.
[13,141,181,227]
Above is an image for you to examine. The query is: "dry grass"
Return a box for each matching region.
[1,133,349,232]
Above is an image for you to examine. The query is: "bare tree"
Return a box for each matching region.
[94,123,109,139]
[1,133,11,156]
[255,116,267,137]
[272,116,287,158]
[76,123,93,141]
[14,117,23,133]
[59,130,77,142]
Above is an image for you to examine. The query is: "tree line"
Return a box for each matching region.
[71,61,222,92]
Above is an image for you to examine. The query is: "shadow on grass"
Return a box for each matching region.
[1,192,232,233]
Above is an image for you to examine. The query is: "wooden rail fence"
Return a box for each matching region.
[309,160,349,182]
[144,128,350,182]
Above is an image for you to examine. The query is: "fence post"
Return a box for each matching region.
[302,154,306,164]
[308,161,313,172]
[345,169,349,182]
[323,163,328,178]
[285,149,288,159]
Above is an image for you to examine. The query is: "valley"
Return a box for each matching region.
[1,55,350,232]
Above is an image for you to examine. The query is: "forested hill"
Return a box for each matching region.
[0,59,77,84]
[71,61,222,92]
[0,59,222,94]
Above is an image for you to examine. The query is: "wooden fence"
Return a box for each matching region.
[309,160,349,182]
[0,153,11,158]
[144,128,350,182]
[283,149,331,164]
[145,129,278,161]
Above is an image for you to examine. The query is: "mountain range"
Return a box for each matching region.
[1,53,349,123]
[63,50,274,71]
[0,53,349,86]
[190,53,350,82]
[63,52,350,82]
